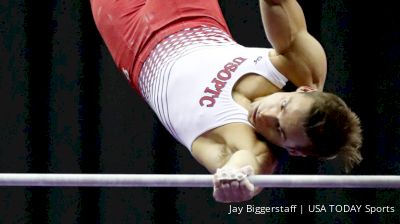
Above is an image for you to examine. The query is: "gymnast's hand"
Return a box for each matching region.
[212,166,255,203]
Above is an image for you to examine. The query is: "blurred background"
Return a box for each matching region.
[0,0,399,223]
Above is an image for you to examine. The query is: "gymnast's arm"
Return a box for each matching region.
[192,142,273,174]
[192,132,277,203]
[260,0,327,90]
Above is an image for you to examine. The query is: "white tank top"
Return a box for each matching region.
[139,26,288,151]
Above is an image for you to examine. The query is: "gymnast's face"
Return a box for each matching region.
[248,88,315,157]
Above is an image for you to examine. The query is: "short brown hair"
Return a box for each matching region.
[301,92,363,173]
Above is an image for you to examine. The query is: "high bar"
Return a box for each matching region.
[0,174,400,188]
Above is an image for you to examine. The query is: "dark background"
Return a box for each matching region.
[1,0,399,223]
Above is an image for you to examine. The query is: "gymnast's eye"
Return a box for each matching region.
[277,123,286,140]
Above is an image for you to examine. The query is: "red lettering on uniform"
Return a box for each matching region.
[217,70,231,80]
[233,57,246,64]
[199,57,247,107]
[199,96,216,107]
[204,87,220,97]
[225,62,238,72]
[212,78,226,93]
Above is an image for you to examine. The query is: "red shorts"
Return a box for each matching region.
[90,0,231,94]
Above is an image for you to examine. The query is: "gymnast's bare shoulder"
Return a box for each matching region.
[191,123,278,175]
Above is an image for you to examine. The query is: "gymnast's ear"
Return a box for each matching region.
[296,86,317,93]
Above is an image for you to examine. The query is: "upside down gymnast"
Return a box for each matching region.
[90,0,362,203]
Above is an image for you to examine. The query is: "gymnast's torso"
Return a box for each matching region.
[138,26,288,153]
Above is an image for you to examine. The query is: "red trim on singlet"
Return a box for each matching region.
[90,0,231,95]
[134,20,231,94]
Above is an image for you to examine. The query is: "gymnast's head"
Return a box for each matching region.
[248,86,363,173]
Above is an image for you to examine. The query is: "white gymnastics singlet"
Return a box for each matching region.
[139,26,288,151]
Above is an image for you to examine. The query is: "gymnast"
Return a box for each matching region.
[90,0,362,203]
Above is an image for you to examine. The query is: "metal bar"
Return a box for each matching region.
[0,174,399,188]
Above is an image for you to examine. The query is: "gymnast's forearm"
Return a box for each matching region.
[220,150,267,175]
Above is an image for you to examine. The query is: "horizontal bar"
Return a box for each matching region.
[0,174,399,188]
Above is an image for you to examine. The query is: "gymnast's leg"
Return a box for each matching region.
[89,0,230,92]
